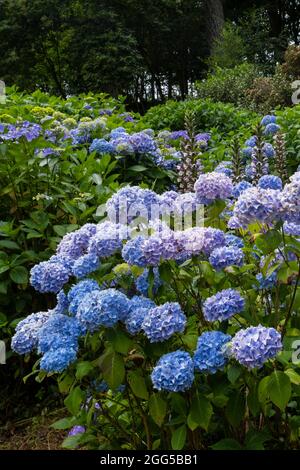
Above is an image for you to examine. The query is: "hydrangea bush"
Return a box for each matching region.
[11,140,300,450]
[5,101,300,450]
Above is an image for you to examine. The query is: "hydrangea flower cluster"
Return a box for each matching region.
[151,351,194,392]
[194,172,233,204]
[279,172,300,224]
[209,246,244,271]
[232,187,281,227]
[203,289,245,322]
[194,332,231,374]
[11,311,53,354]
[125,296,155,335]
[231,326,282,368]
[142,302,186,342]
[0,121,42,142]
[258,175,282,190]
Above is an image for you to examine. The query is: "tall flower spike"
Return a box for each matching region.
[177,110,202,193]
[251,124,269,183]
[274,131,288,183]
[231,136,244,183]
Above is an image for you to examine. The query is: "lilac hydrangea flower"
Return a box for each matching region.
[233,187,281,227]
[68,426,86,436]
[280,173,300,224]
[194,172,233,204]
[11,311,53,354]
[209,246,244,270]
[283,222,300,236]
[88,222,129,258]
[231,325,282,368]
[203,289,245,322]
[142,302,186,342]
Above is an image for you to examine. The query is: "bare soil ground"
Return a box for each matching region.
[0,410,66,450]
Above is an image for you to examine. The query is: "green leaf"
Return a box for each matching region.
[106,329,133,355]
[225,390,245,428]
[127,370,149,400]
[268,370,291,411]
[0,240,20,250]
[284,369,300,385]
[227,365,242,384]
[99,350,125,390]
[51,417,75,430]
[258,376,271,405]
[171,425,187,450]
[128,165,148,172]
[188,394,213,431]
[75,361,94,380]
[211,438,243,450]
[255,229,282,254]
[149,394,167,427]
[9,266,28,284]
[64,386,85,415]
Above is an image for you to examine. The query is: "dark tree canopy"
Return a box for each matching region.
[0,0,299,108]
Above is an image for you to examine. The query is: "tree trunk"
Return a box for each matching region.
[204,0,225,55]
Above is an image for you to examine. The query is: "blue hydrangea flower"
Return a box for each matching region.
[68,279,101,316]
[142,236,165,266]
[38,314,82,354]
[264,123,280,135]
[142,302,186,342]
[231,325,282,368]
[203,289,245,322]
[215,161,233,177]
[88,222,129,258]
[209,246,244,271]
[136,267,162,297]
[11,311,53,354]
[125,295,155,335]
[89,138,115,154]
[255,272,277,290]
[201,227,226,255]
[194,331,231,374]
[151,351,194,392]
[233,187,281,227]
[30,261,70,293]
[53,290,69,315]
[72,254,100,278]
[225,234,244,249]
[258,175,282,190]
[129,132,157,154]
[194,172,233,204]
[122,236,148,267]
[280,174,300,224]
[283,221,300,236]
[40,347,78,373]
[76,289,130,331]
[106,186,159,224]
[169,130,189,140]
[56,224,97,260]
[109,127,127,138]
[261,115,277,126]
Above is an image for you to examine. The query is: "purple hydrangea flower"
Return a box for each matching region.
[194,172,233,204]
[233,187,281,227]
